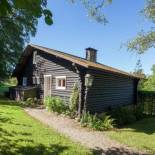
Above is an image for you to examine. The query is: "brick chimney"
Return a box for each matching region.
[85,47,97,62]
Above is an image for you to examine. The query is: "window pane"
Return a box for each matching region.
[23,77,27,86]
[58,79,61,87]
[62,79,66,87]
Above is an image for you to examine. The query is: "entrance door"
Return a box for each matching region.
[44,75,52,99]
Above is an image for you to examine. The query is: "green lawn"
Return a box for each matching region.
[0,98,92,155]
[106,117,155,154]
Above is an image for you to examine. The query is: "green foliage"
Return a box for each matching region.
[138,91,155,115]
[44,96,68,114]
[69,83,79,116]
[0,99,92,155]
[107,117,155,154]
[127,31,155,54]
[80,112,115,131]
[110,105,145,126]
[0,0,53,78]
[100,114,115,130]
[18,97,38,107]
[70,0,112,23]
[127,0,155,53]
[139,64,155,91]
[0,78,17,87]
[134,103,145,120]
[143,0,155,23]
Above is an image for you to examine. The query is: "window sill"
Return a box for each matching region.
[56,87,66,90]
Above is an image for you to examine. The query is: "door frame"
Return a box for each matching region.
[43,74,52,99]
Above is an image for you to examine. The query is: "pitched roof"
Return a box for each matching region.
[13,44,141,79]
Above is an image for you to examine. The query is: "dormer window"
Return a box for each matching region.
[33,51,37,64]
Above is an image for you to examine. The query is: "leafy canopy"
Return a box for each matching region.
[70,0,112,23]
[0,0,53,78]
[0,0,112,78]
[3,0,155,79]
[139,64,155,91]
[127,0,155,53]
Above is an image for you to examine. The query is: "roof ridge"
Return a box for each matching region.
[28,44,140,79]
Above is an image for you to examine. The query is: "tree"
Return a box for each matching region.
[151,64,155,75]
[3,0,154,78]
[133,59,144,75]
[139,64,155,91]
[71,0,112,23]
[127,0,155,53]
[0,0,53,78]
[75,0,155,54]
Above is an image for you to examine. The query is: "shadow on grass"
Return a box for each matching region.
[117,117,155,135]
[92,147,142,155]
[0,96,150,155]
[0,118,68,155]
[0,129,68,155]
[1,139,68,155]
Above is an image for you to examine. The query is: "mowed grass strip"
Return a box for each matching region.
[0,99,92,155]
[106,117,155,154]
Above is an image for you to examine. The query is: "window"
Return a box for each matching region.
[22,77,27,86]
[32,76,40,85]
[56,76,66,90]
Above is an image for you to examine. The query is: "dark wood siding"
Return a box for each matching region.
[35,51,80,103]
[17,54,33,86]
[16,49,139,114]
[86,70,138,113]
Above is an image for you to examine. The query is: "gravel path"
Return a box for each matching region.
[25,108,148,155]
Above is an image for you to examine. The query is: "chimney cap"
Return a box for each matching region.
[86,47,97,52]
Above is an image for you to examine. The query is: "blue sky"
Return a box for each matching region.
[30,0,155,75]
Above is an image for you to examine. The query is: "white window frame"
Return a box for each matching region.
[55,76,66,90]
[22,77,27,86]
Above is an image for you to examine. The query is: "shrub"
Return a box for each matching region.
[80,112,115,131]
[26,98,34,106]
[18,97,38,107]
[69,83,79,116]
[110,105,145,126]
[44,96,68,114]
[100,114,115,130]
[134,104,145,120]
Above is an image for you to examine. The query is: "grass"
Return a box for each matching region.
[0,98,92,155]
[106,117,155,154]
[1,83,155,154]
[0,78,16,96]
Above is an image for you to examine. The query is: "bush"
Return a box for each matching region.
[134,104,145,120]
[80,112,115,131]
[18,97,38,107]
[110,105,144,126]
[100,114,115,130]
[44,96,68,114]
